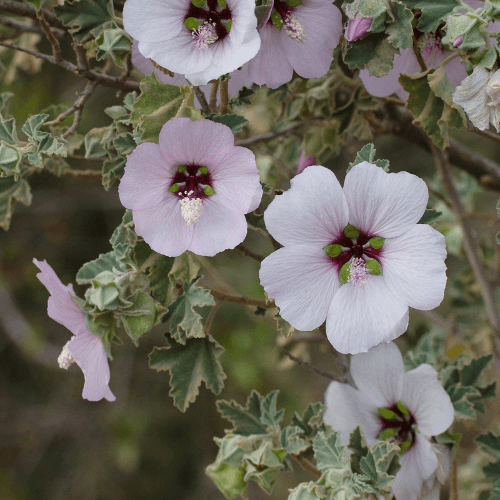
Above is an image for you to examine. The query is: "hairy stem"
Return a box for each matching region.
[282,348,337,381]
[207,287,274,309]
[219,78,229,115]
[194,86,211,115]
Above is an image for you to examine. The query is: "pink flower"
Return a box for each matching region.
[33,259,115,402]
[123,0,261,86]
[345,13,372,42]
[324,342,454,500]
[131,39,253,105]
[118,118,262,257]
[259,163,447,354]
[246,0,343,89]
[296,150,316,174]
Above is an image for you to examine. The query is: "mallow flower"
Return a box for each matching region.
[259,163,447,354]
[453,66,500,132]
[33,259,115,402]
[123,0,261,86]
[324,342,454,500]
[119,118,262,257]
[246,0,343,89]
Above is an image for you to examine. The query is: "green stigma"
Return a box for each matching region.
[366,258,383,276]
[323,244,342,258]
[191,0,206,6]
[217,0,227,7]
[169,183,180,193]
[184,17,199,31]
[378,407,397,420]
[204,185,216,196]
[344,223,360,239]
[339,262,350,286]
[271,10,284,29]
[369,236,385,249]
[178,165,187,173]
[378,427,398,441]
[199,166,208,174]
[400,439,412,455]
[397,401,409,416]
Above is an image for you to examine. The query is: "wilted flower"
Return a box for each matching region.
[33,259,115,402]
[259,163,446,354]
[124,0,261,86]
[119,118,262,257]
[324,342,454,500]
[246,0,342,89]
[453,66,500,132]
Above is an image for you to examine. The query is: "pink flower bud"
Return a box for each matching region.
[297,150,316,175]
[453,35,464,48]
[345,13,372,42]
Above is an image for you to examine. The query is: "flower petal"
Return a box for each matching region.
[326,277,409,354]
[402,364,454,436]
[381,224,447,310]
[343,162,428,238]
[189,198,248,256]
[33,259,87,336]
[138,29,213,76]
[323,381,380,446]
[349,341,404,407]
[67,333,116,402]
[247,23,294,88]
[392,435,438,500]
[259,245,339,331]
[119,142,171,212]
[133,194,194,257]
[280,1,342,79]
[264,165,349,247]
[123,0,187,43]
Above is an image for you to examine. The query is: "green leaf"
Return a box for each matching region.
[359,441,400,491]
[102,155,126,190]
[95,28,132,67]
[0,176,32,231]
[287,483,322,500]
[399,67,466,149]
[279,426,310,455]
[477,432,500,458]
[259,390,285,431]
[0,113,18,145]
[243,442,286,494]
[386,1,414,49]
[110,210,137,261]
[291,402,327,439]
[130,73,183,143]
[76,251,127,285]
[216,391,272,436]
[348,143,390,172]
[348,426,369,474]
[313,430,349,472]
[54,0,116,42]
[84,312,114,358]
[0,143,21,176]
[400,0,461,32]
[149,334,226,412]
[117,290,157,344]
[461,355,493,387]
[206,460,247,499]
[25,0,44,9]
[166,278,216,344]
[205,113,249,134]
[418,209,442,225]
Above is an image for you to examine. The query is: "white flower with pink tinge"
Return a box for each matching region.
[123,0,260,86]
[118,118,262,257]
[324,342,454,500]
[245,0,343,89]
[33,259,115,402]
[259,163,447,354]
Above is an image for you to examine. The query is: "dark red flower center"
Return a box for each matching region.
[378,402,417,453]
[186,0,232,44]
[170,164,214,199]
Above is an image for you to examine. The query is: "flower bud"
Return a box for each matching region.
[297,150,316,175]
[345,13,372,42]
[452,35,464,48]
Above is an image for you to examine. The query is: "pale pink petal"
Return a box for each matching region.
[247,23,294,88]
[259,245,339,331]
[402,364,454,436]
[264,165,349,247]
[189,198,248,256]
[248,182,263,212]
[359,48,420,98]
[227,65,253,97]
[280,1,342,79]
[123,0,187,43]
[381,224,447,310]
[67,333,116,402]
[118,143,172,212]
[392,435,438,500]
[132,195,194,257]
[350,342,405,407]
[139,30,213,76]
[33,259,87,336]
[343,162,428,239]
[326,277,409,354]
[427,49,467,88]
[324,381,380,446]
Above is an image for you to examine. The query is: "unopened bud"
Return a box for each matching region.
[452,35,464,48]
[297,150,316,175]
[345,13,372,42]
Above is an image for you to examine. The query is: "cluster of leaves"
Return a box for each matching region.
[476,432,500,500]
[206,391,401,500]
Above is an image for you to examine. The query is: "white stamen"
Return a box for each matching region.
[420,33,443,66]
[58,340,75,370]
[192,22,218,50]
[179,190,203,225]
[348,257,369,288]
[284,14,307,44]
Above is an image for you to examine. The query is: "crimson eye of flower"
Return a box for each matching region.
[377,401,417,455]
[270,0,307,43]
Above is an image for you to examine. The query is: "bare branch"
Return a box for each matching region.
[60,80,98,139]
[194,86,211,115]
[236,244,264,262]
[291,455,322,479]
[0,1,63,29]
[219,77,229,115]
[206,287,274,309]
[0,16,65,38]
[467,124,500,145]
[36,9,61,61]
[62,169,102,178]
[209,80,219,112]
[282,348,337,380]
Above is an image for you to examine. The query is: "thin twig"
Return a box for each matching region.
[207,287,274,309]
[219,78,229,115]
[60,80,98,139]
[431,143,500,334]
[204,301,223,335]
[0,0,63,29]
[194,86,211,115]
[236,244,264,262]
[412,38,427,72]
[209,80,219,112]
[36,9,61,61]
[467,124,500,145]
[449,456,458,500]
[282,348,337,380]
[62,169,102,178]
[0,40,140,92]
[0,16,65,38]
[66,154,104,162]
[291,455,322,478]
